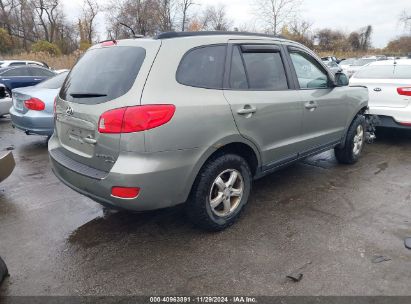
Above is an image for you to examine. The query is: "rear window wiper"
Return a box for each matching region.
[70,93,108,98]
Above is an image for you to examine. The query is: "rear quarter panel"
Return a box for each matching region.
[140,37,242,153]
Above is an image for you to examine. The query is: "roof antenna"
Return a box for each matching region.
[119,22,139,38]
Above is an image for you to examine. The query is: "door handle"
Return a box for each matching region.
[34,78,42,81]
[237,105,257,115]
[83,136,97,145]
[305,101,318,111]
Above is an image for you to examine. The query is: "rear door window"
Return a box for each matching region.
[229,46,248,89]
[177,45,226,89]
[2,68,29,76]
[9,62,26,66]
[242,50,288,90]
[60,46,146,104]
[229,45,289,91]
[29,67,55,77]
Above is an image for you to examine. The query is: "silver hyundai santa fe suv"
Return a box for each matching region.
[49,32,369,231]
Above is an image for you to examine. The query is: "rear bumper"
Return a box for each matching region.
[48,135,202,211]
[377,116,411,129]
[10,106,54,136]
[369,105,411,129]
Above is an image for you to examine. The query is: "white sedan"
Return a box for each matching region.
[350,59,411,128]
[0,84,12,117]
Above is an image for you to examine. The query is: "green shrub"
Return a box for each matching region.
[79,40,92,51]
[31,40,61,56]
[0,29,14,54]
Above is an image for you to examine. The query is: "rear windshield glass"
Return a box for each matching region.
[352,59,375,66]
[355,65,411,79]
[393,65,411,79]
[37,71,69,89]
[60,46,146,104]
[355,66,394,78]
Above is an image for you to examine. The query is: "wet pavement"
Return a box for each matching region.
[1,116,411,296]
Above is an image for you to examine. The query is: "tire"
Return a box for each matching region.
[186,153,252,231]
[0,256,9,285]
[335,115,366,165]
[5,88,12,98]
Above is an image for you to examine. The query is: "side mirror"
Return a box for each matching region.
[335,72,349,87]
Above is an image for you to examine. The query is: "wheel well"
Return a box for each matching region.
[339,106,369,149]
[358,106,368,116]
[208,142,259,176]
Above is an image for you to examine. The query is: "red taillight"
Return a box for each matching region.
[111,187,140,199]
[399,121,411,127]
[98,105,176,134]
[24,97,45,111]
[98,108,126,133]
[397,87,411,96]
[101,40,117,47]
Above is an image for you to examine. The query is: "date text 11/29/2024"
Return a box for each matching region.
[149,296,257,303]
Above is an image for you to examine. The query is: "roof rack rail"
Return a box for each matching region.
[155,31,284,40]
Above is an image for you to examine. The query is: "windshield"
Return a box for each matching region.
[60,46,146,105]
[36,71,69,89]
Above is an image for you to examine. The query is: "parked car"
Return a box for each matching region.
[0,60,49,69]
[339,58,356,72]
[321,56,339,63]
[350,59,411,128]
[0,151,14,285]
[323,60,343,74]
[0,66,56,95]
[0,84,12,117]
[54,69,70,74]
[345,58,378,78]
[49,32,369,231]
[10,71,69,136]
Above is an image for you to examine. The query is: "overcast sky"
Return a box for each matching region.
[63,0,410,48]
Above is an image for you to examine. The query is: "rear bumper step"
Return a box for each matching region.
[49,148,108,180]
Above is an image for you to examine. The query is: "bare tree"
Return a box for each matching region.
[359,25,372,51]
[400,10,411,34]
[107,0,162,38]
[202,4,233,31]
[348,31,361,51]
[178,0,195,31]
[0,0,18,38]
[157,0,175,32]
[79,0,99,44]
[253,0,302,35]
[33,0,63,43]
[283,18,313,47]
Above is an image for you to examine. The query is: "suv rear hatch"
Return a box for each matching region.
[54,39,161,173]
